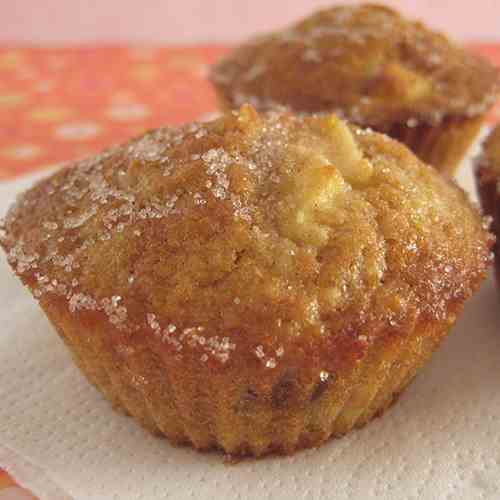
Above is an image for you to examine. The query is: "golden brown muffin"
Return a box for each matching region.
[0,106,492,457]
[211,4,500,175]
[475,124,500,283]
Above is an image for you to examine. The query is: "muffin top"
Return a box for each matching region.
[211,4,499,128]
[482,124,500,173]
[0,106,492,380]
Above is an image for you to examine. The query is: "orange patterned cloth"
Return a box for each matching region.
[0,44,499,499]
[0,46,228,180]
[0,469,36,499]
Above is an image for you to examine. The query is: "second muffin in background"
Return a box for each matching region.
[211,4,499,175]
[475,124,500,284]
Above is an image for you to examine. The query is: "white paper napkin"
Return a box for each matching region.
[1,140,500,500]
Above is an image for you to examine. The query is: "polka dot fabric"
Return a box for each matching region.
[0,470,36,499]
[0,44,499,500]
[0,46,228,180]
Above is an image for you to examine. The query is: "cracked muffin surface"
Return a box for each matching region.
[1,106,492,456]
[211,4,499,174]
[211,4,498,126]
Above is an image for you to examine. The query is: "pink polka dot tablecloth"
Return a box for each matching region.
[0,46,228,180]
[0,469,36,500]
[0,43,499,500]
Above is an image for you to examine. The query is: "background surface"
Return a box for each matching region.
[2,0,500,44]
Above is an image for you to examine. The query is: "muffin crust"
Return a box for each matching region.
[211,4,499,129]
[1,107,492,455]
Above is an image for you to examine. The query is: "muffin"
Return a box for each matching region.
[475,124,500,283]
[0,106,492,457]
[211,4,499,175]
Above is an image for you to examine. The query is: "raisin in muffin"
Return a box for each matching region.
[475,124,500,284]
[211,4,499,175]
[0,106,492,457]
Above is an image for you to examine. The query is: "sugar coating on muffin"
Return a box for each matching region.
[0,105,491,373]
[0,107,493,456]
[211,4,499,129]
